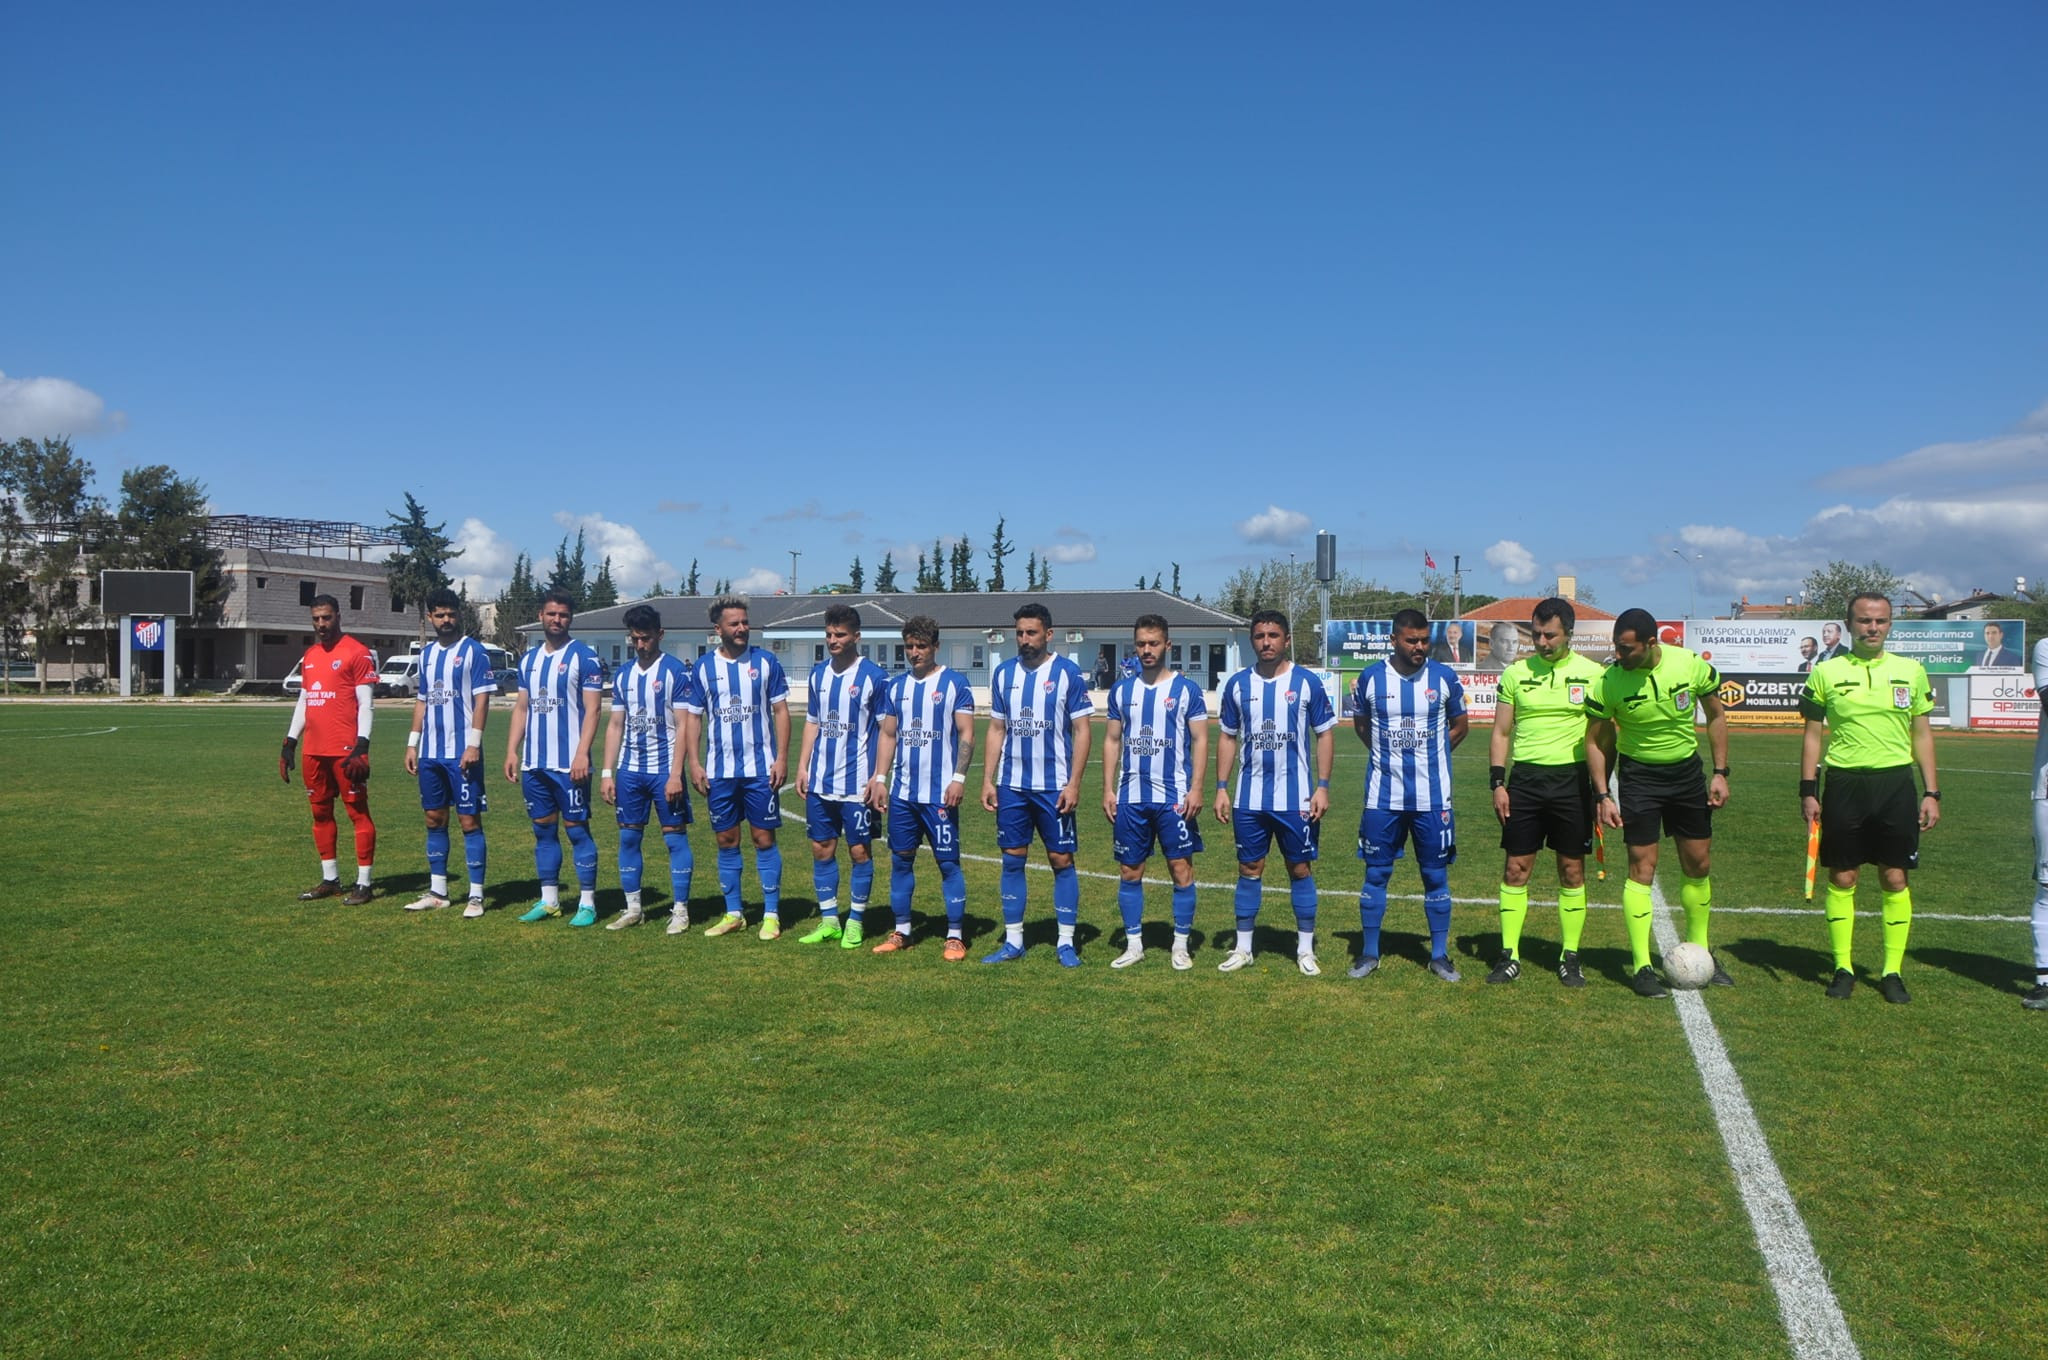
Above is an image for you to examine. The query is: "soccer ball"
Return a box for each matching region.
[1664,942,1716,990]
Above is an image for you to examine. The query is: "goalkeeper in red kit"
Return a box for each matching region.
[280,594,378,903]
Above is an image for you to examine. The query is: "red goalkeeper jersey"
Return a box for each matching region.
[300,635,376,756]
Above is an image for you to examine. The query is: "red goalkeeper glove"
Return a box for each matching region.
[341,738,371,786]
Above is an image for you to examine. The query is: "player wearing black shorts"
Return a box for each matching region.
[1799,592,1940,1004]
[1584,608,1732,997]
[1487,598,1605,986]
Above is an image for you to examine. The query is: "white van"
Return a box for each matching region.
[374,654,421,698]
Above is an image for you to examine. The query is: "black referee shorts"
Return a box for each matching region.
[1616,754,1712,846]
[1500,762,1594,857]
[1818,765,1921,870]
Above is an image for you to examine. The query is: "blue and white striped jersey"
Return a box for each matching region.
[518,639,605,773]
[684,646,790,780]
[611,654,697,776]
[1218,664,1336,813]
[885,667,975,805]
[1108,673,1208,807]
[989,655,1094,792]
[416,638,496,762]
[805,657,894,799]
[1352,659,1466,812]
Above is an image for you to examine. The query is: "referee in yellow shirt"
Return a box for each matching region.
[1798,591,1940,1004]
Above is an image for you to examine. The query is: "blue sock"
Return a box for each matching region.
[426,825,450,879]
[1359,864,1392,956]
[564,819,598,891]
[532,821,562,885]
[939,859,966,928]
[1052,864,1079,927]
[890,851,916,926]
[1291,873,1319,933]
[1234,874,1262,931]
[1421,864,1452,959]
[1117,878,1145,935]
[850,857,874,915]
[1171,882,1196,933]
[462,826,486,890]
[757,844,783,915]
[662,830,693,905]
[1000,852,1028,925]
[813,857,841,919]
[618,826,644,894]
[718,845,743,914]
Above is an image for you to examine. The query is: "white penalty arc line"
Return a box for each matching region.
[1651,880,1860,1360]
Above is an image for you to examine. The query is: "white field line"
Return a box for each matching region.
[1650,879,1860,1360]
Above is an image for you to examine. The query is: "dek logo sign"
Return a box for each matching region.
[132,618,165,652]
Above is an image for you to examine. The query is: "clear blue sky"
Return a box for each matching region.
[9,2,2046,617]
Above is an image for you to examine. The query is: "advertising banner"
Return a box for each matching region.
[1324,620,1475,667]
[1886,618,2027,675]
[1711,673,1806,728]
[1968,673,2039,731]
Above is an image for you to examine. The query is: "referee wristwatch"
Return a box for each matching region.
[1713,766,1731,776]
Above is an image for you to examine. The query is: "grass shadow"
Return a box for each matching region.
[1911,944,2035,996]
[1718,934,1832,985]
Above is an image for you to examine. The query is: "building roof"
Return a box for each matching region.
[1459,596,1617,623]
[537,590,1249,635]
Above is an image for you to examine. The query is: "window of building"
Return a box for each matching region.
[255,576,267,589]
[814,644,826,663]
[299,581,316,605]
[971,645,986,670]
[350,586,365,611]
[260,633,286,645]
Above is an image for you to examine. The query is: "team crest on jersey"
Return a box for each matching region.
[1044,680,1055,694]
[330,659,341,671]
[1284,690,1297,703]
[1567,684,1586,705]
[746,666,758,679]
[1892,685,1911,709]
[1425,689,1438,702]
[1438,810,1451,824]
[1165,696,1176,710]
[1675,690,1693,712]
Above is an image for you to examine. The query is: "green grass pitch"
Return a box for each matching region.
[2,701,2043,1358]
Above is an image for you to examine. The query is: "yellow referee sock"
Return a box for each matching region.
[1881,888,1912,976]
[1825,884,1856,971]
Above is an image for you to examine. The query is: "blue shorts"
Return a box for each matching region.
[1357,807,1458,869]
[1113,803,1204,866]
[615,768,692,830]
[707,776,782,833]
[1232,807,1319,865]
[996,787,1077,854]
[522,769,591,824]
[805,793,874,846]
[418,757,487,817]
[887,797,962,863]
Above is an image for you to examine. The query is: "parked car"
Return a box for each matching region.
[374,654,421,698]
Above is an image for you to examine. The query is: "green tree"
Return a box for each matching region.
[646,579,666,598]
[875,551,898,592]
[1024,550,1040,593]
[586,556,619,610]
[547,530,587,609]
[384,492,462,639]
[987,517,1014,591]
[684,558,701,594]
[458,585,485,641]
[105,464,226,623]
[848,556,865,592]
[949,535,978,592]
[493,553,539,652]
[1171,562,1181,597]
[1,437,109,687]
[1799,559,1905,620]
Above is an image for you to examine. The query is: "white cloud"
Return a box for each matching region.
[449,517,520,598]
[707,535,744,551]
[0,371,127,439]
[551,510,679,596]
[1669,480,2048,608]
[1042,541,1097,564]
[1236,504,1313,546]
[731,567,787,594]
[1819,403,2048,493]
[1484,539,1538,585]
[656,499,701,513]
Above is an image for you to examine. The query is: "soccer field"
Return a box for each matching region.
[3,701,2043,1359]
